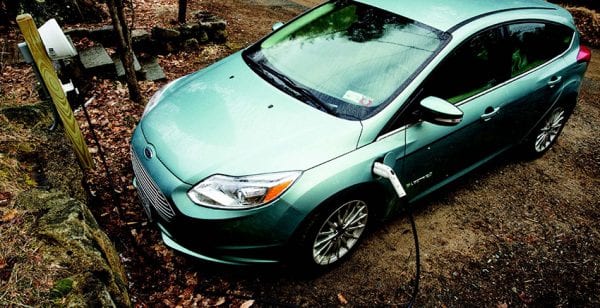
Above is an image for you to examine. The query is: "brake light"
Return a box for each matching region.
[577,45,592,63]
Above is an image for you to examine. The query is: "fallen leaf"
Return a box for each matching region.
[0,209,18,223]
[497,302,508,308]
[240,299,255,308]
[214,297,226,306]
[337,293,348,305]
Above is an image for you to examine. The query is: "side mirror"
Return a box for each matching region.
[419,96,463,126]
[272,22,284,31]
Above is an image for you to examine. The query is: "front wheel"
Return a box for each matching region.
[295,196,370,270]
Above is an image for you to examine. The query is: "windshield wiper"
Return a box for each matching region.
[255,61,337,116]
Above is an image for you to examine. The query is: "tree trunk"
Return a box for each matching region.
[178,0,188,24]
[106,0,143,104]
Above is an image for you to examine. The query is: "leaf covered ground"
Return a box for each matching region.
[1,0,599,306]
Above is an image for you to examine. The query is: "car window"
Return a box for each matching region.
[243,1,448,120]
[421,28,507,104]
[507,23,573,77]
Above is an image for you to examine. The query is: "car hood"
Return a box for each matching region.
[141,52,362,184]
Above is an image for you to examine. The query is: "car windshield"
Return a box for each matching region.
[243,0,448,120]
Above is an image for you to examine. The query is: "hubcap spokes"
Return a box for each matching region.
[535,108,565,152]
[313,200,368,265]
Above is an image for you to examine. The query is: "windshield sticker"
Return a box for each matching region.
[343,90,374,107]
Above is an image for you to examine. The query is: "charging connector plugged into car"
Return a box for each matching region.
[373,162,407,198]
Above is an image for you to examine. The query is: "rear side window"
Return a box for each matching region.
[507,22,573,77]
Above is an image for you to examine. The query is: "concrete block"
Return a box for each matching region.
[78,44,116,77]
[141,58,166,81]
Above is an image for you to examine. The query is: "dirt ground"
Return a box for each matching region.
[1,0,599,307]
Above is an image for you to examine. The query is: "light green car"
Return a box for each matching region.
[131,0,591,268]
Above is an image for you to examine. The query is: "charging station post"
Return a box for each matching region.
[16,14,94,169]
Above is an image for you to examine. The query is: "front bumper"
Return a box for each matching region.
[130,126,306,264]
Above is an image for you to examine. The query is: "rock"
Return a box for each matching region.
[65,26,115,47]
[195,11,227,31]
[131,29,152,50]
[132,29,151,41]
[201,20,227,31]
[112,54,142,78]
[78,44,116,77]
[183,38,200,50]
[141,58,167,81]
[197,30,209,43]
[64,27,92,38]
[14,189,130,307]
[192,11,227,43]
[88,25,116,45]
[0,104,44,126]
[194,10,220,22]
[178,23,197,39]
[210,29,228,43]
[151,26,181,40]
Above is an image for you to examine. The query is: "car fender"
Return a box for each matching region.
[279,130,408,235]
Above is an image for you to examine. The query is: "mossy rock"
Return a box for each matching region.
[0,104,44,126]
[14,189,130,307]
[30,126,87,201]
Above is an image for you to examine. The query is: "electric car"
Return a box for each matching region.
[131,0,591,268]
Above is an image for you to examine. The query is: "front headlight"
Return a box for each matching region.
[187,171,302,209]
[142,76,184,118]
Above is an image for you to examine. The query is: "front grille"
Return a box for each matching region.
[131,147,176,221]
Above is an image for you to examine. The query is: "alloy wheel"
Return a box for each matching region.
[312,200,368,265]
[535,107,565,153]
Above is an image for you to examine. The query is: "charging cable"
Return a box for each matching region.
[373,162,421,308]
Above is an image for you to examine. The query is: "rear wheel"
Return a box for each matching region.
[521,103,572,158]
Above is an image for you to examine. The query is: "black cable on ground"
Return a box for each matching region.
[406,209,421,308]
[80,96,121,218]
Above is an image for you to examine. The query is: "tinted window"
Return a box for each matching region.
[507,23,573,77]
[422,28,507,104]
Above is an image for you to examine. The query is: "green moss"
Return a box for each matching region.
[51,278,74,298]
[24,174,37,187]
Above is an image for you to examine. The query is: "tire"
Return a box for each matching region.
[294,195,371,271]
[520,103,572,158]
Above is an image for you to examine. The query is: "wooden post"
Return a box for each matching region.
[16,14,94,169]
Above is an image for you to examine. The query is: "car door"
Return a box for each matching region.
[382,27,513,202]
[495,22,575,140]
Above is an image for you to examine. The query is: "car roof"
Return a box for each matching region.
[357,0,562,32]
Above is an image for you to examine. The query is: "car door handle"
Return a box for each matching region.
[547,76,562,88]
[481,107,500,121]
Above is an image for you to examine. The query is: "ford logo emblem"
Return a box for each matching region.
[144,146,154,159]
